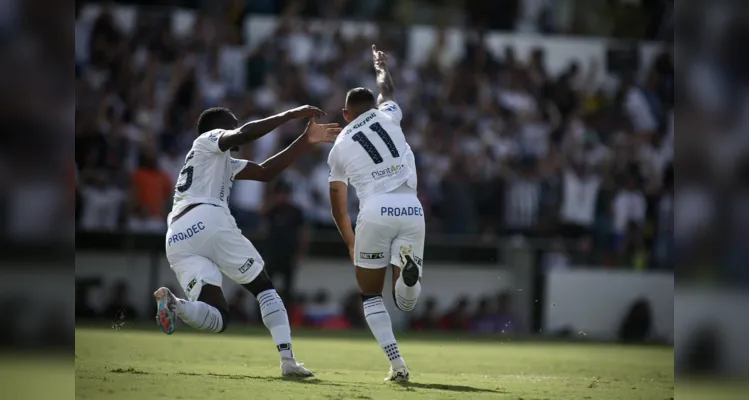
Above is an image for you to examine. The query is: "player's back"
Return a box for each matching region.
[328,101,417,208]
[168,130,248,225]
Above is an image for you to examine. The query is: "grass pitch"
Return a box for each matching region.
[75,326,673,399]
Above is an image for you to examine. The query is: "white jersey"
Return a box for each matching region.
[167,130,248,225]
[327,101,417,207]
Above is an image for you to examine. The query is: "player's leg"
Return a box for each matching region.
[390,215,425,312]
[355,218,409,382]
[214,227,313,377]
[157,255,227,334]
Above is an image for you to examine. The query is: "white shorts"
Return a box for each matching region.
[355,190,425,272]
[165,204,264,301]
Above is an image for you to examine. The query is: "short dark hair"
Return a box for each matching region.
[345,87,375,110]
[197,107,237,134]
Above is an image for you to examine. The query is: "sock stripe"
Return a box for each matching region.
[199,311,211,328]
[262,309,282,319]
[257,289,293,359]
[259,298,276,309]
[257,291,275,301]
[364,310,387,318]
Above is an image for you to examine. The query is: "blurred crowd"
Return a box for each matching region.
[75,2,673,269]
[76,278,521,334]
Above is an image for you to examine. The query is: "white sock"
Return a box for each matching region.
[257,289,294,360]
[363,296,406,368]
[394,275,421,312]
[176,299,224,333]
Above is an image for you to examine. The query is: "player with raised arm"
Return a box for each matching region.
[153,105,340,377]
[328,45,424,382]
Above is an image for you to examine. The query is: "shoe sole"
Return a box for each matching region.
[400,248,419,287]
[281,367,315,378]
[154,288,175,335]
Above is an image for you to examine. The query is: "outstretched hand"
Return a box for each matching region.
[304,119,341,144]
[287,105,326,120]
[372,45,388,70]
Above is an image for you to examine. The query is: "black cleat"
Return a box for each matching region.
[399,245,420,287]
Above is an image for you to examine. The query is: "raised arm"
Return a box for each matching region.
[372,45,395,105]
[218,105,325,152]
[234,119,341,182]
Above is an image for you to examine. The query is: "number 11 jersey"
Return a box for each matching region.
[168,130,248,225]
[327,101,418,208]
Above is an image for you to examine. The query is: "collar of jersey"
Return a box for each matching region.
[344,108,378,133]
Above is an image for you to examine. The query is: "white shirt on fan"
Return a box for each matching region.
[168,130,248,225]
[559,170,601,227]
[612,189,647,235]
[327,101,417,208]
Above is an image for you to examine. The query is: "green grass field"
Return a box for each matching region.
[75,326,674,400]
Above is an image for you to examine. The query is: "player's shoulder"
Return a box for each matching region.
[377,101,403,123]
[191,129,231,154]
[195,129,226,145]
[378,100,400,113]
[329,134,346,154]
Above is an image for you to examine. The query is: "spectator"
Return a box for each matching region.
[611,173,647,251]
[470,296,496,333]
[543,237,570,271]
[231,145,265,231]
[653,164,674,268]
[128,204,168,233]
[304,290,337,327]
[440,158,477,235]
[78,170,126,231]
[621,74,659,135]
[342,291,366,329]
[228,289,252,323]
[158,142,187,185]
[102,280,138,322]
[263,181,308,303]
[410,297,439,331]
[440,296,471,331]
[558,160,601,238]
[495,292,519,333]
[129,150,172,232]
[289,293,308,327]
[620,221,650,270]
[503,157,542,235]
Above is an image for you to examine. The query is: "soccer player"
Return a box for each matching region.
[154,105,340,377]
[327,45,424,382]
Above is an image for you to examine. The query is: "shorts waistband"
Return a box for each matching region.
[388,183,417,196]
[170,203,220,225]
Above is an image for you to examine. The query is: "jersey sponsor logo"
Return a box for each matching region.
[371,164,405,180]
[382,103,397,112]
[209,133,219,142]
[380,206,423,217]
[360,252,384,260]
[345,112,378,135]
[186,278,198,293]
[168,222,206,245]
[238,258,255,274]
